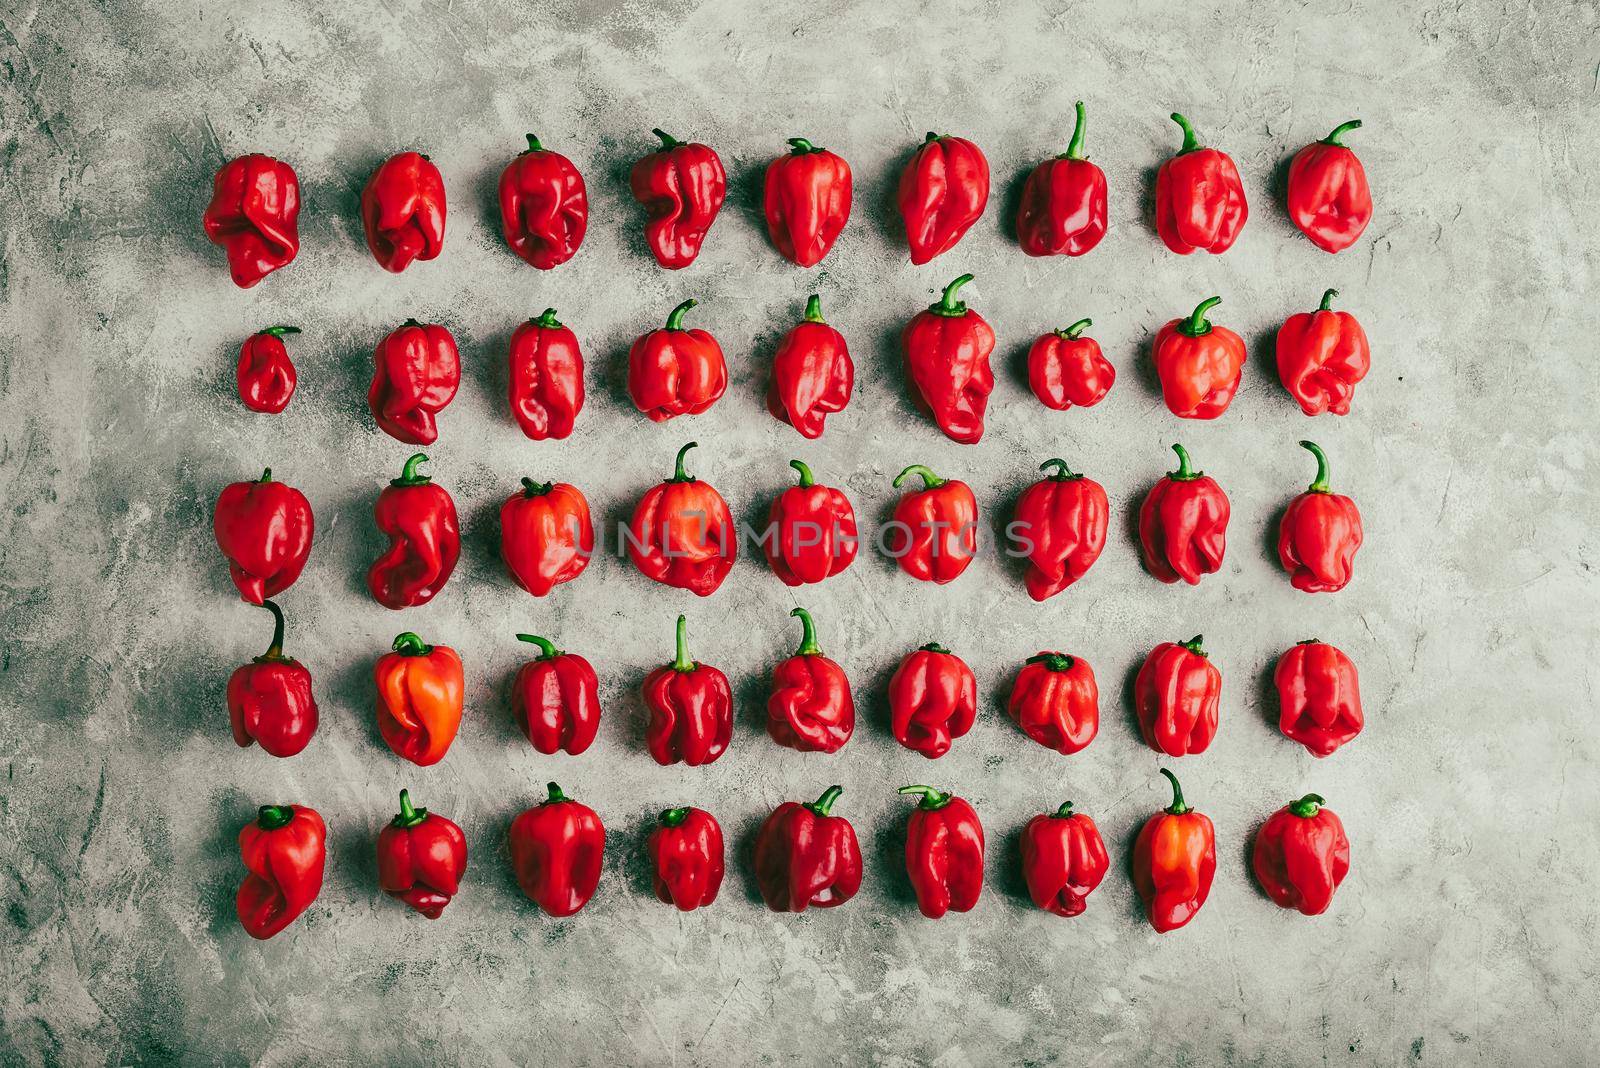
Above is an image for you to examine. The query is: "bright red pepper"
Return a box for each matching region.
[897,132,990,264]
[1135,635,1222,757]
[1132,769,1216,933]
[500,478,593,597]
[763,459,858,586]
[1138,444,1230,586]
[1027,318,1114,411]
[1021,801,1110,917]
[642,615,732,767]
[899,784,984,919]
[1016,102,1108,258]
[1287,120,1372,254]
[236,326,300,414]
[512,634,601,756]
[627,298,728,422]
[509,781,605,917]
[203,154,300,288]
[213,468,314,604]
[754,785,862,912]
[1276,289,1371,416]
[764,137,852,267]
[1153,295,1246,419]
[888,643,977,759]
[627,442,737,596]
[360,151,446,273]
[367,453,460,610]
[1011,458,1109,601]
[1278,440,1364,593]
[228,601,318,758]
[498,134,587,270]
[767,607,854,754]
[508,308,584,440]
[767,294,853,438]
[1007,651,1099,755]
[902,274,995,444]
[1253,793,1351,915]
[236,803,325,939]
[1154,113,1247,255]
[649,806,724,911]
[889,463,978,585]
[367,319,461,445]
[376,789,468,919]
[1276,639,1363,757]
[374,632,464,767]
[630,129,727,269]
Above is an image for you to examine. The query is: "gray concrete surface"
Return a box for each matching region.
[1,0,1595,1064]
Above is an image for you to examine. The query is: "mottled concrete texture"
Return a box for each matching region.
[1,0,1595,1063]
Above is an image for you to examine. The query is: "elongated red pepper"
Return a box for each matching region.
[754,785,862,912]
[236,803,324,939]
[1253,793,1351,915]
[767,294,853,438]
[1011,458,1109,601]
[897,132,990,264]
[1278,441,1363,593]
[889,464,978,584]
[649,806,724,911]
[1135,635,1222,757]
[498,134,587,269]
[500,477,593,597]
[642,615,732,767]
[1007,651,1099,755]
[902,274,995,444]
[236,326,300,414]
[228,601,318,758]
[1028,319,1114,411]
[509,781,604,917]
[899,785,984,918]
[1154,113,1247,255]
[213,468,314,604]
[889,643,977,759]
[367,453,460,610]
[508,309,584,440]
[1132,769,1215,933]
[512,634,600,756]
[1276,289,1371,416]
[376,789,467,919]
[764,137,852,267]
[1016,102,1108,257]
[1021,801,1109,917]
[1153,295,1246,419]
[368,319,461,445]
[627,442,737,596]
[767,607,854,753]
[203,154,299,288]
[1287,120,1371,254]
[1138,444,1230,585]
[628,299,728,422]
[763,459,858,586]
[1276,639,1363,757]
[374,632,464,767]
[630,129,726,269]
[360,151,446,273]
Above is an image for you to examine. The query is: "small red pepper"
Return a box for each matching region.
[902,274,995,444]
[1011,458,1109,601]
[642,615,732,767]
[367,453,460,610]
[1016,102,1108,258]
[367,319,461,445]
[1021,800,1110,917]
[376,789,468,919]
[512,634,601,756]
[1153,295,1246,420]
[753,785,862,912]
[213,468,314,604]
[889,464,978,585]
[1027,318,1114,411]
[630,128,727,269]
[649,806,724,911]
[897,132,990,264]
[236,326,300,414]
[1278,441,1364,593]
[228,600,318,758]
[236,803,325,939]
[1154,113,1248,255]
[374,631,464,767]
[899,784,984,919]
[1138,444,1230,586]
[1007,651,1099,755]
[360,151,446,273]
[1135,635,1222,757]
[767,294,853,438]
[498,134,588,270]
[1287,120,1372,254]
[627,442,737,597]
[763,459,858,587]
[203,153,300,288]
[888,643,977,759]
[764,137,852,267]
[766,607,854,754]
[509,781,605,917]
[508,308,584,440]
[1253,793,1351,915]
[1132,769,1216,933]
[500,477,593,597]
[627,298,729,422]
[1276,638,1363,757]
[1276,289,1371,416]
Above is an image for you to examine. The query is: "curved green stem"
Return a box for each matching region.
[652,128,682,150]
[671,614,694,673]
[930,274,975,317]
[893,464,945,491]
[524,134,543,153]
[671,441,698,483]
[808,785,844,817]
[1318,289,1338,312]
[923,131,942,144]
[1039,458,1081,482]
[789,459,815,488]
[1170,113,1202,154]
[521,477,553,497]
[393,789,429,829]
[401,318,424,329]
[1064,100,1088,160]
[258,600,286,661]
[1056,318,1092,340]
[1300,440,1332,493]
[1168,443,1201,482]
[1322,120,1362,146]
[660,806,691,827]
[790,607,821,656]
[919,642,951,655]
[665,299,697,331]
[898,784,953,811]
[258,468,273,483]
[1159,768,1189,815]
[545,781,567,804]
[787,137,819,154]
[1289,793,1326,818]
[1026,651,1075,672]
[256,804,294,830]
[532,308,562,329]
[1178,634,1207,657]
[392,632,431,657]
[803,294,824,323]
[517,634,560,660]
[1053,800,1076,819]
[392,453,431,487]
[1179,296,1221,338]
[262,325,301,338]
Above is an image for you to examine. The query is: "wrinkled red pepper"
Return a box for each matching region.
[508,308,584,440]
[642,615,732,767]
[767,294,853,438]
[367,453,460,610]
[1155,113,1247,255]
[203,153,300,288]
[889,464,978,585]
[500,477,593,597]
[1138,443,1230,586]
[897,132,990,264]
[754,785,862,912]
[766,607,854,754]
[374,632,464,767]
[902,274,995,444]
[509,781,605,916]
[1021,800,1109,917]
[1132,769,1216,933]
[630,129,726,269]
[763,459,858,587]
[360,151,446,273]
[1276,639,1363,757]
[228,600,318,758]
[1153,295,1246,419]
[1278,440,1364,593]
[1007,651,1100,755]
[899,785,984,919]
[649,806,724,911]
[1277,289,1371,417]
[764,137,852,267]
[1016,101,1108,258]
[1287,120,1372,254]
[213,468,314,604]
[498,134,587,269]
[1027,318,1115,411]
[1011,458,1109,601]
[1253,793,1351,915]
[376,789,468,919]
[627,442,737,596]
[889,643,977,759]
[628,299,728,422]
[512,634,601,756]
[368,319,461,445]
[1135,635,1222,757]
[236,803,324,939]
[236,326,300,414]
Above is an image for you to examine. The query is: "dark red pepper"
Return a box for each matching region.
[1007,651,1099,755]
[509,781,605,917]
[1027,318,1114,411]
[763,459,858,587]
[1016,102,1108,258]
[498,134,587,270]
[642,615,732,767]
[1287,120,1372,254]
[889,464,979,585]
[360,151,446,273]
[228,600,318,758]
[649,806,724,911]
[1278,441,1363,593]
[897,132,990,264]
[888,643,977,759]
[899,785,984,919]
[236,803,325,939]
[1021,800,1109,917]
[766,294,853,438]
[1154,113,1248,255]
[630,128,727,269]
[1252,793,1351,915]
[1132,769,1216,933]
[213,468,314,604]
[1134,635,1222,757]
[1275,638,1363,757]
[627,298,728,422]
[367,453,460,611]
[1276,289,1371,416]
[236,326,300,414]
[367,319,461,446]
[766,607,854,754]
[627,442,737,597]
[500,477,593,597]
[202,153,300,288]
[902,274,995,444]
[512,634,601,756]
[1010,458,1109,601]
[753,785,862,912]
[1153,295,1247,419]
[376,789,468,919]
[508,308,584,440]
[1138,443,1230,586]
[764,137,852,267]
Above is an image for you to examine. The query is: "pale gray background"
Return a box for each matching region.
[2,0,1595,1064]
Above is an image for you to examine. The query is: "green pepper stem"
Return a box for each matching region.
[259,600,286,660]
[521,477,553,497]
[660,806,691,827]
[1168,443,1201,482]
[652,128,682,150]
[790,607,821,656]
[1300,440,1332,493]
[923,131,942,144]
[392,453,431,487]
[1170,112,1202,154]
[671,614,694,673]
[1322,120,1362,146]
[893,464,946,491]
[256,804,294,830]
[1297,638,1323,646]
[1025,651,1075,672]
[532,308,562,329]
[516,634,560,660]
[392,632,431,657]
[1053,800,1076,819]
[665,299,697,331]
[393,789,429,829]
[787,137,819,154]
[808,785,844,816]
[258,468,273,483]
[262,325,301,338]
[1064,100,1088,160]
[1288,793,1326,818]
[1318,289,1338,312]
[1056,318,1092,340]
[1159,768,1189,815]
[401,318,424,329]
[1039,458,1082,482]
[671,441,698,483]
[1179,296,1222,337]
[803,294,825,323]
[1178,635,1207,657]
[524,134,543,153]
[898,784,953,811]
[789,459,815,488]
[919,642,951,654]
[931,274,975,317]
[545,781,567,804]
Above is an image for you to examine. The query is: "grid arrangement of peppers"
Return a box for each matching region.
[211,106,1372,938]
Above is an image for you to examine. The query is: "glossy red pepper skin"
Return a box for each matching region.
[753,786,862,912]
[1287,120,1371,254]
[213,468,314,604]
[367,454,460,610]
[767,295,853,438]
[628,299,728,422]
[1278,441,1363,593]
[627,442,737,597]
[512,634,600,756]
[236,804,325,939]
[630,129,726,269]
[1132,769,1216,933]
[1011,459,1109,601]
[1253,794,1351,915]
[1135,635,1222,757]
[367,320,461,446]
[498,134,587,270]
[203,154,300,288]
[1276,639,1363,757]
[1021,802,1109,917]
[899,785,984,919]
[500,478,593,597]
[1154,113,1247,255]
[642,615,732,767]
[902,274,995,444]
[1276,289,1371,416]
[897,132,990,264]
[509,782,605,917]
[374,632,464,767]
[508,309,584,440]
[228,601,318,758]
[888,643,977,759]
[889,464,979,585]
[376,790,467,919]
[1138,444,1230,586]
[236,326,300,413]
[1016,102,1108,258]
[360,151,446,273]
[649,806,724,911]
[764,460,858,587]
[1007,652,1099,755]
[1028,319,1114,411]
[1153,296,1246,419]
[767,608,854,753]
[764,137,852,267]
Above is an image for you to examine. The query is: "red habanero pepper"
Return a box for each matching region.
[767,294,853,438]
[376,789,468,919]
[1278,440,1364,593]
[649,806,725,911]
[627,442,737,597]
[360,151,446,273]
[1287,120,1372,254]
[627,298,728,422]
[766,607,854,754]
[899,785,984,919]
[1021,800,1110,917]
[1011,458,1109,601]
[902,274,995,444]
[213,467,314,604]
[1154,113,1248,255]
[764,460,858,587]
[498,134,588,269]
[1275,639,1363,757]
[1277,290,1371,416]
[374,632,464,767]
[1135,635,1222,757]
[500,478,593,597]
[630,128,727,269]
[1028,318,1115,411]
[897,132,990,265]
[764,137,852,267]
[1153,296,1246,419]
[889,464,978,585]
[236,803,325,939]
[368,319,461,446]
[754,785,862,912]
[202,154,300,288]
[508,308,584,440]
[227,600,319,758]
[1016,101,1108,258]
[1138,444,1230,586]
[1133,769,1216,933]
[367,453,460,610]
[509,782,605,917]
[642,615,732,767]
[236,326,300,414]
[1007,651,1099,755]
[888,643,977,759]
[512,634,601,756]
[1252,793,1351,916]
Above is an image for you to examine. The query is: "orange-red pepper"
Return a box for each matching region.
[627,299,728,423]
[1027,318,1115,411]
[1287,120,1372,254]
[236,326,300,414]
[902,274,995,444]
[754,785,862,912]
[1011,458,1109,601]
[1278,441,1364,593]
[508,308,584,440]
[1135,635,1222,757]
[360,151,446,273]
[897,132,990,264]
[500,477,593,597]
[899,785,984,919]
[512,634,601,756]
[1021,800,1109,917]
[1152,295,1246,419]
[889,464,978,585]
[498,134,587,270]
[763,459,858,587]
[1154,113,1247,255]
[627,442,737,597]
[1016,102,1108,258]
[509,782,605,916]
[766,607,854,754]
[1138,444,1230,586]
[1277,290,1371,416]
[236,803,325,939]
[367,453,460,610]
[368,319,461,445]
[203,153,300,288]
[642,615,732,767]
[1252,793,1351,915]
[213,468,314,604]
[767,294,853,438]
[1275,638,1363,757]
[1132,769,1216,933]
[376,789,467,919]
[630,129,727,269]
[1007,651,1099,755]
[888,643,977,759]
[649,806,724,911]
[764,137,852,267]
[374,631,464,767]
[227,601,318,758]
